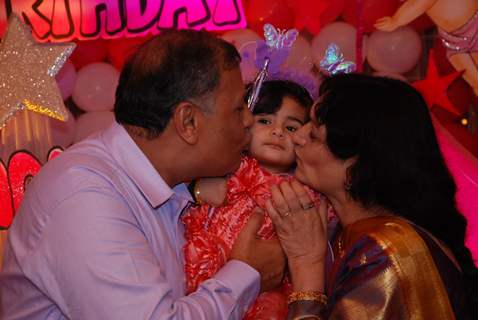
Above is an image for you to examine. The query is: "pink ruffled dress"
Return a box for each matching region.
[182,156,322,319]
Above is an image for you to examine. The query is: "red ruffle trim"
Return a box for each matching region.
[182,157,323,319]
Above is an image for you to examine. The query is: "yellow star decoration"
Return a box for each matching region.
[0,14,76,129]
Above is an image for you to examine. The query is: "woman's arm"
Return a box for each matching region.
[265,180,329,319]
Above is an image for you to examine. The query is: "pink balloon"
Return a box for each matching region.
[367,26,422,74]
[49,109,76,148]
[433,118,478,264]
[56,60,77,100]
[282,35,314,71]
[311,22,367,70]
[74,111,115,143]
[221,28,261,51]
[72,63,119,112]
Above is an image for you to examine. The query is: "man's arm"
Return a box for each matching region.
[375,0,437,31]
[192,177,228,206]
[24,189,259,319]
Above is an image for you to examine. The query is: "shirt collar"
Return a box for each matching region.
[101,122,192,208]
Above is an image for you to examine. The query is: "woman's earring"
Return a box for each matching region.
[344,167,352,191]
[344,179,352,191]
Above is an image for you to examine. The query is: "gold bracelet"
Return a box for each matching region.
[288,291,327,306]
[193,180,203,205]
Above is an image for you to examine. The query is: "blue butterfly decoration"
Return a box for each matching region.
[319,43,356,76]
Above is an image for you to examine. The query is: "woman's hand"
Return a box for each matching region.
[265,180,328,291]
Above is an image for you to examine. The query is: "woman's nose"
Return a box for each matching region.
[242,106,254,129]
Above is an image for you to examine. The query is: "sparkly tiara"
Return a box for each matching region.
[247,24,299,111]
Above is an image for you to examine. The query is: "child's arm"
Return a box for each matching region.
[190,178,228,207]
[375,0,437,32]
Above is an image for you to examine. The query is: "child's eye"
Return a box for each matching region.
[286,126,298,132]
[258,119,271,125]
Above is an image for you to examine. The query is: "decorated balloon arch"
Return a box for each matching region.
[0,0,477,264]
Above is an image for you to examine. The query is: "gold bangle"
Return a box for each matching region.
[194,180,203,205]
[288,291,327,306]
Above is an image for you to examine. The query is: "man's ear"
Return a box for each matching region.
[172,102,202,145]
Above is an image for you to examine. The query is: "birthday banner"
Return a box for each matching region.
[0,0,246,42]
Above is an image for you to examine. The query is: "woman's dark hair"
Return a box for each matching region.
[114,29,240,139]
[246,80,313,116]
[316,73,477,310]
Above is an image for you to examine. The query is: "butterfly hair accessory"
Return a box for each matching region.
[254,23,299,75]
[263,23,299,50]
[319,43,356,76]
[247,24,299,111]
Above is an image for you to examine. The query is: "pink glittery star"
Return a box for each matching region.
[0,14,75,129]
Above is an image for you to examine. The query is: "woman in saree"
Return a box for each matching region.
[265,74,477,319]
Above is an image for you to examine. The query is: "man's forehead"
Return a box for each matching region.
[218,68,244,97]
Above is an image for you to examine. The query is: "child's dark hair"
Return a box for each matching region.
[246,80,314,116]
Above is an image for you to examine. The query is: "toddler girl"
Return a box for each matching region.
[182,80,318,319]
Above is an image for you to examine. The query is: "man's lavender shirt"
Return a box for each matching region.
[0,122,260,319]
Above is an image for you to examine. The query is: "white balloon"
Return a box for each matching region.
[221,28,261,51]
[367,27,422,74]
[373,71,409,82]
[72,62,119,112]
[74,111,115,143]
[282,35,314,71]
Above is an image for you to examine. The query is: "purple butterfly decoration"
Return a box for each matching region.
[254,23,299,75]
[319,43,356,76]
[248,24,299,111]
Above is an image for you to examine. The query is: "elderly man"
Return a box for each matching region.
[0,30,285,319]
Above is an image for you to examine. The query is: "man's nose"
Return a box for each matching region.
[243,107,254,129]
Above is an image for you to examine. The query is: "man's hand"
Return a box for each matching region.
[230,209,286,292]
